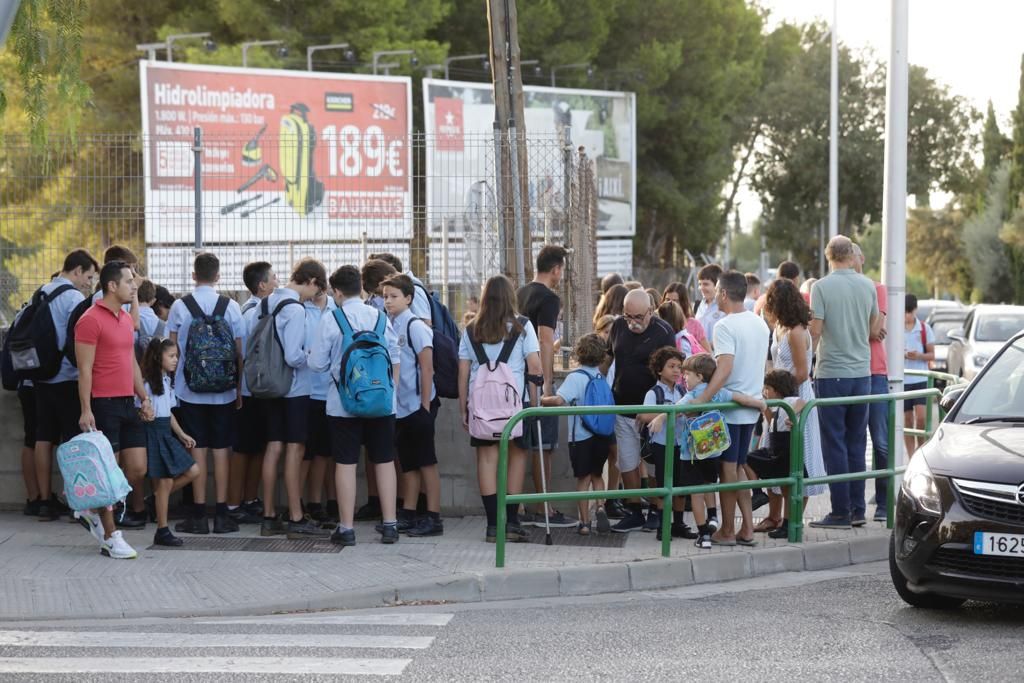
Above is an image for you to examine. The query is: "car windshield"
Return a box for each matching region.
[975,314,1024,342]
[930,320,962,344]
[955,338,1024,422]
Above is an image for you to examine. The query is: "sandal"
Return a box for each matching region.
[753,517,783,533]
[577,522,591,536]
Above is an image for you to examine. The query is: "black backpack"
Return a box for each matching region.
[413,283,459,399]
[5,284,75,382]
[63,296,96,368]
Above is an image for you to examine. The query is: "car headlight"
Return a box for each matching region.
[902,455,941,514]
[973,354,989,368]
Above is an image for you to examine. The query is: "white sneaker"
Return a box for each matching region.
[100,530,137,559]
[75,510,105,545]
[707,516,720,533]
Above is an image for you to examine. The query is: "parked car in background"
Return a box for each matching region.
[927,308,970,375]
[916,299,964,323]
[890,329,1024,608]
[946,305,1024,380]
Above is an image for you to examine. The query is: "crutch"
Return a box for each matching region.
[535,419,553,545]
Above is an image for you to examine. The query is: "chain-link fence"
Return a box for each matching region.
[0,129,597,342]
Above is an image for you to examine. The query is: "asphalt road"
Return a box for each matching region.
[3,561,1022,681]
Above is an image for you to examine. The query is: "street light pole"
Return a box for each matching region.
[241,39,284,68]
[166,32,211,63]
[444,53,488,79]
[136,42,166,61]
[306,43,352,71]
[881,0,910,473]
[829,0,840,239]
[372,50,416,75]
[550,63,591,88]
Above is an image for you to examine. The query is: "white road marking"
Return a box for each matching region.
[0,657,410,675]
[206,612,454,626]
[0,631,433,650]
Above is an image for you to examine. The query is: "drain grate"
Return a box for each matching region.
[148,537,342,553]
[525,526,628,548]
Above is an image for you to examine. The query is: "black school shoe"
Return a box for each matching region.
[354,500,382,521]
[117,509,147,529]
[38,497,64,521]
[287,518,329,539]
[213,514,239,534]
[154,527,184,547]
[23,498,42,516]
[331,527,356,547]
[406,516,444,537]
[380,525,399,544]
[175,516,210,535]
[656,524,699,541]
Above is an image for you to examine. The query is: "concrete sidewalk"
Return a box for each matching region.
[0,496,892,621]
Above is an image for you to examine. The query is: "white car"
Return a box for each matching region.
[946,304,1024,380]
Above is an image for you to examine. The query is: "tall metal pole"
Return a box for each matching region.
[881,0,909,474]
[192,127,203,252]
[829,0,840,239]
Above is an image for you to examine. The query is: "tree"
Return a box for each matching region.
[906,205,972,300]
[963,162,1014,303]
[1009,54,1024,210]
[751,24,980,269]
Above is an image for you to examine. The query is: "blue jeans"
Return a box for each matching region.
[814,376,871,519]
[868,374,889,509]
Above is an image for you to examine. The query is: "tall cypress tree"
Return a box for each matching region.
[1008,54,1024,214]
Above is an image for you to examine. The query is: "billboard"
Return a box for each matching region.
[140,61,413,245]
[422,78,636,238]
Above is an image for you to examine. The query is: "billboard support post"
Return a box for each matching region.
[192,127,203,252]
[508,121,526,287]
[492,120,508,275]
[441,216,450,306]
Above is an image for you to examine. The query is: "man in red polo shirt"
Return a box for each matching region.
[74,260,153,559]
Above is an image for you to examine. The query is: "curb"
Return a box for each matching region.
[7,534,890,622]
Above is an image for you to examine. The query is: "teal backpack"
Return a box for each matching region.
[57,431,132,512]
[333,308,394,417]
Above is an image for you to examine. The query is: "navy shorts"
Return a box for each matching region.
[568,436,610,479]
[904,386,928,410]
[395,400,439,472]
[176,400,237,450]
[18,385,36,448]
[91,397,146,453]
[720,423,756,466]
[262,396,310,445]
[233,396,266,455]
[305,399,330,460]
[34,380,80,444]
[516,412,559,451]
[650,443,686,488]
[679,457,720,487]
[329,415,396,466]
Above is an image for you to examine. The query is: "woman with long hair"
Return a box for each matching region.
[593,283,627,326]
[661,282,711,352]
[759,279,827,537]
[458,275,543,543]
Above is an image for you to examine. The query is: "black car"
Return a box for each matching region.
[890,330,1024,608]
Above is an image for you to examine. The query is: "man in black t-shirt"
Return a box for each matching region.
[515,245,576,528]
[608,288,676,532]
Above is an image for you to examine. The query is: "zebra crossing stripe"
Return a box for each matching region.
[0,630,433,650]
[205,612,454,626]
[0,657,410,675]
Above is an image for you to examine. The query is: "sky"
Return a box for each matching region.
[735,0,1024,231]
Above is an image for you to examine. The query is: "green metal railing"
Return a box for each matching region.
[905,369,967,438]
[495,384,944,568]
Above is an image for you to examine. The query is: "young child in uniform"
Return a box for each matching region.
[140,338,200,547]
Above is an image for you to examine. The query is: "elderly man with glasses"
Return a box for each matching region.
[606,289,676,533]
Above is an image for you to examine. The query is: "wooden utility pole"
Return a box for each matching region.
[487,0,532,284]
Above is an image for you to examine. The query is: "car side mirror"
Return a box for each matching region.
[940,386,966,413]
[947,328,965,343]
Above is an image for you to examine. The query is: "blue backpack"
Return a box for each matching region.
[182,294,238,393]
[333,308,394,417]
[414,283,459,399]
[570,368,616,440]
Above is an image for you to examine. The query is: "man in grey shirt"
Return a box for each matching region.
[809,236,882,529]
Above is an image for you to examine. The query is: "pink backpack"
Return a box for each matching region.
[676,329,702,357]
[467,320,525,441]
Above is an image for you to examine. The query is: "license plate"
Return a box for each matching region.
[973,531,1024,557]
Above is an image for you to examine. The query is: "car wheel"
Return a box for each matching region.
[889,534,965,609]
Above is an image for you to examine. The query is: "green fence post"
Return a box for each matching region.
[924,375,934,437]
[789,403,808,543]
[496,423,510,568]
[886,396,897,529]
[661,407,675,558]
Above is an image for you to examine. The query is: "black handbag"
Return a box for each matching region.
[746,410,792,480]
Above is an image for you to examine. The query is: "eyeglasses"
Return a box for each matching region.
[623,310,649,323]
